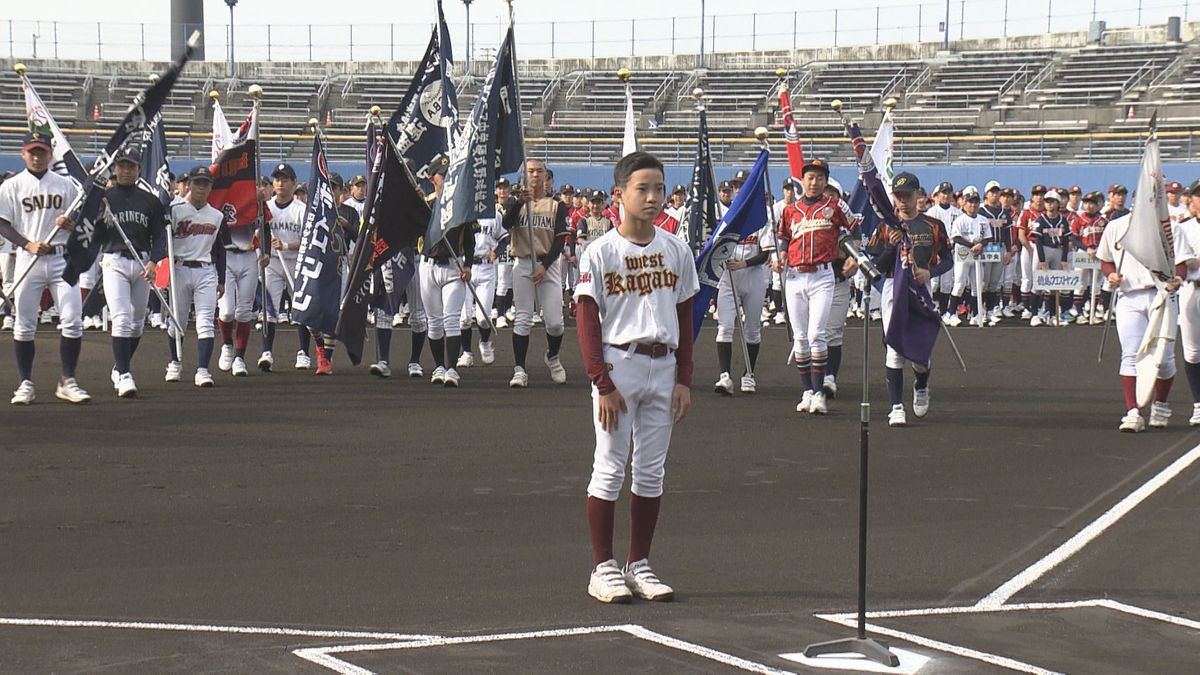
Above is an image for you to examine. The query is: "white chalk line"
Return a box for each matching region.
[292,624,793,675]
[0,616,439,642]
[977,440,1200,608]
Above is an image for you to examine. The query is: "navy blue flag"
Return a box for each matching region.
[885,250,941,366]
[136,113,173,208]
[426,25,523,255]
[388,0,459,194]
[847,178,882,244]
[62,36,198,285]
[292,135,343,336]
[691,148,769,339]
[685,108,718,253]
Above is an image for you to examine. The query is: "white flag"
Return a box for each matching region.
[23,78,85,183]
[1117,134,1172,278]
[622,82,637,157]
[211,98,233,163]
[871,111,895,198]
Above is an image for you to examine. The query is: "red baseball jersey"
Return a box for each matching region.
[654,209,679,234]
[1015,206,1043,244]
[778,196,854,266]
[1072,211,1107,249]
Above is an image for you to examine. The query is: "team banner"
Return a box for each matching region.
[292,135,344,336]
[622,82,637,157]
[337,138,431,365]
[685,108,719,253]
[62,35,198,285]
[207,108,262,251]
[388,0,459,193]
[426,25,523,255]
[136,113,173,208]
[22,75,86,183]
[691,149,769,339]
[779,87,804,183]
[211,97,232,162]
[1117,127,1172,278]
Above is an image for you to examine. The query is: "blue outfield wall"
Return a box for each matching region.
[1,156,1196,196]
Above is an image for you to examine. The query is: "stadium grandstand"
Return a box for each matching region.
[0,12,1197,188]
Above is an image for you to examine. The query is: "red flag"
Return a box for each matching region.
[154,259,171,289]
[208,109,262,251]
[779,89,805,182]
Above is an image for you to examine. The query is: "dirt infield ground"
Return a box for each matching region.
[0,320,1196,673]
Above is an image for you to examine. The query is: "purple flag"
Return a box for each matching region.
[884,251,940,366]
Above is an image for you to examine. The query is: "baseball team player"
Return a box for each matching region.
[574,151,698,604]
[946,186,994,327]
[979,183,1016,318]
[216,182,268,379]
[259,163,310,372]
[164,166,226,386]
[0,131,90,404]
[1029,190,1074,326]
[774,158,854,415]
[1098,211,1181,432]
[713,215,772,395]
[501,159,570,388]
[492,178,514,328]
[819,179,862,397]
[1016,185,1047,318]
[1173,180,1200,425]
[864,172,953,428]
[457,214,503,368]
[419,169,474,388]
[101,147,169,398]
[925,181,963,318]
[1071,191,1109,323]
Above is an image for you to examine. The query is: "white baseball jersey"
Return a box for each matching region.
[950,212,993,250]
[1169,203,1189,223]
[171,199,225,262]
[266,197,306,251]
[0,169,79,243]
[1174,217,1200,281]
[730,224,774,262]
[346,196,366,218]
[1097,215,1157,292]
[574,228,699,349]
[474,217,503,259]
[926,202,964,232]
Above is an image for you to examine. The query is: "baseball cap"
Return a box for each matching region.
[189,166,213,183]
[351,174,367,186]
[496,177,510,188]
[1069,185,1082,194]
[827,177,844,195]
[783,178,797,190]
[1167,181,1184,193]
[176,171,190,183]
[1188,179,1200,197]
[719,180,733,190]
[328,171,345,188]
[272,163,297,180]
[892,172,921,193]
[999,187,1014,196]
[935,181,954,194]
[560,183,575,194]
[962,185,980,200]
[1082,191,1103,204]
[801,158,830,176]
[432,157,449,176]
[114,146,142,165]
[22,130,52,152]
[984,180,1001,193]
[1108,183,1127,194]
[1031,184,1047,195]
[672,184,687,195]
[1044,189,1061,202]
[294,183,308,194]
[589,192,606,203]
[731,169,750,184]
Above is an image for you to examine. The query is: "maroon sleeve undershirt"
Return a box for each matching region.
[674,297,695,388]
[575,296,616,395]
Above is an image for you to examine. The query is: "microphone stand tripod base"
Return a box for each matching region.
[801,636,899,667]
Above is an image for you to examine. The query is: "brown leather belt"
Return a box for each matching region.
[792,262,832,273]
[608,342,673,358]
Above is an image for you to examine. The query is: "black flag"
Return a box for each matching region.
[292,135,344,336]
[685,108,719,253]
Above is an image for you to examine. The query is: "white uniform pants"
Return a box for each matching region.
[168,263,218,340]
[930,267,954,295]
[512,257,565,337]
[1002,253,1020,290]
[78,256,101,291]
[496,256,513,295]
[404,270,427,332]
[0,252,15,312]
[13,251,82,342]
[784,265,835,360]
[715,265,768,343]
[264,252,298,322]
[419,259,466,340]
[1116,287,1177,378]
[461,262,497,328]
[880,276,931,371]
[587,345,677,501]
[1020,246,1036,294]
[826,278,852,348]
[218,250,258,323]
[1181,282,1200,363]
[101,252,150,338]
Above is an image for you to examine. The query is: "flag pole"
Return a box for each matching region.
[505,0,539,286]
[754,126,795,352]
[249,84,270,337]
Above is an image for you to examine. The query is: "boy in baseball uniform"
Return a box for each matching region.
[574,151,699,604]
[0,132,89,405]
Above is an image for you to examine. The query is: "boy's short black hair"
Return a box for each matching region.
[613,151,665,189]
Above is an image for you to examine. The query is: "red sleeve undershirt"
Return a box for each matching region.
[575,295,696,395]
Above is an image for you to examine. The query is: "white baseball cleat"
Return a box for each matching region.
[809,390,828,415]
[1075,312,1089,325]
[969,315,984,327]
[1148,401,1171,428]
[1029,314,1044,327]
[430,366,447,384]
[588,559,632,604]
[1119,408,1145,433]
[740,373,757,394]
[545,352,567,384]
[989,312,1002,326]
[257,351,274,372]
[10,380,34,405]
[1190,403,1200,427]
[442,367,460,388]
[479,341,495,365]
[295,350,312,370]
[623,558,674,601]
[456,351,475,368]
[714,372,734,395]
[111,367,120,390]
[369,361,392,378]
[149,313,164,329]
[194,368,215,388]
[796,389,814,413]
[822,374,838,398]
[1021,309,1033,320]
[231,357,249,377]
[774,312,787,325]
[164,361,182,382]
[509,366,529,388]
[1,315,13,331]
[947,314,962,327]
[913,387,930,418]
[888,404,907,427]
[407,362,424,378]
[219,344,234,371]
[494,315,508,329]
[56,378,91,404]
[116,373,138,399]
[1002,305,1015,318]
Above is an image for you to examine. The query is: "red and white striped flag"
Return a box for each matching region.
[779,87,804,182]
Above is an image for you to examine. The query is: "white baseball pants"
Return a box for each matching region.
[168,263,218,340]
[101,252,150,339]
[264,252,298,322]
[715,265,768,343]
[784,265,835,360]
[218,250,259,323]
[512,257,564,337]
[419,259,466,340]
[1181,282,1200,363]
[461,262,497,328]
[12,251,82,342]
[1116,287,1176,378]
[825,278,852,348]
[587,345,677,501]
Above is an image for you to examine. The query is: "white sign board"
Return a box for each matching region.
[1033,269,1083,292]
[1071,251,1101,270]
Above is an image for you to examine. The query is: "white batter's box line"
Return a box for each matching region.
[0,616,440,642]
[292,623,795,675]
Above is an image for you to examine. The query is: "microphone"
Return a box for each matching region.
[839,233,882,282]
